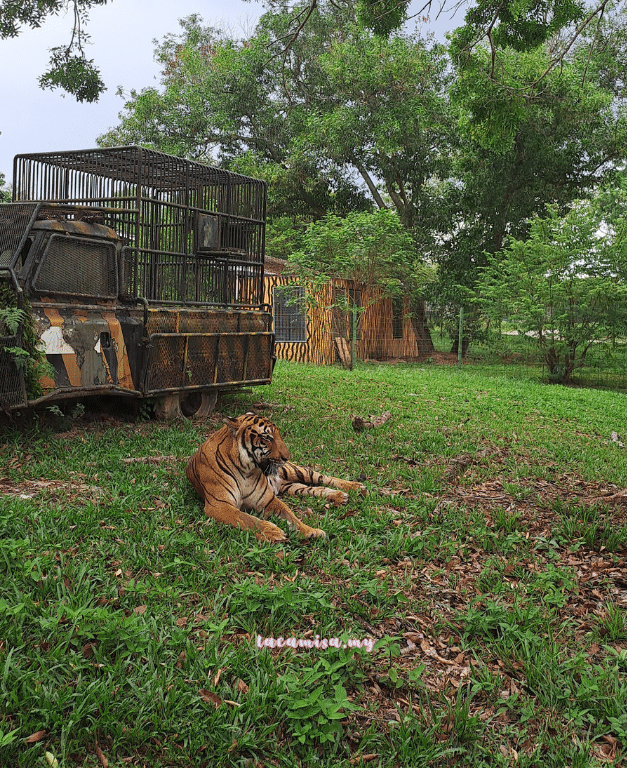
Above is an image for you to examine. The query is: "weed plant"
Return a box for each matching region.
[1,360,627,766]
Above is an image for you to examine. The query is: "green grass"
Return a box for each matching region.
[1,360,627,766]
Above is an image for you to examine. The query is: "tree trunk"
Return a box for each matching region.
[450,336,471,358]
[409,298,434,357]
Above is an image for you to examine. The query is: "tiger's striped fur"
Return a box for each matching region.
[186,413,362,542]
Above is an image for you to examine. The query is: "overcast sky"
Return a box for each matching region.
[0,0,459,186]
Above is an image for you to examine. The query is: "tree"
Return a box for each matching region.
[0,0,107,101]
[2,0,619,102]
[436,6,627,353]
[0,172,10,203]
[289,208,419,294]
[450,0,616,91]
[478,192,627,383]
[99,9,453,353]
[260,0,618,81]
[100,12,378,220]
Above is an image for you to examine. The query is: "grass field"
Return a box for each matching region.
[1,360,627,767]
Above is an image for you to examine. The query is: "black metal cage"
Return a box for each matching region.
[12,146,267,307]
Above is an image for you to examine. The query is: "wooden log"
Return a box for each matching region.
[352,410,391,431]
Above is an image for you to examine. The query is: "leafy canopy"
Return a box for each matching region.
[438,6,627,314]
[98,8,452,241]
[288,208,417,295]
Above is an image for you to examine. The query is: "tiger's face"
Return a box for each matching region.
[225,413,290,473]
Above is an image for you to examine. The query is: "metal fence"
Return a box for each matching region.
[428,321,627,391]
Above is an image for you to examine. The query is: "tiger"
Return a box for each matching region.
[185,412,363,542]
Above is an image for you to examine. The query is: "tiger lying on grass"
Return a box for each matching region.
[186,412,363,542]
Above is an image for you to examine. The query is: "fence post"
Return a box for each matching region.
[351,303,357,370]
[458,306,464,369]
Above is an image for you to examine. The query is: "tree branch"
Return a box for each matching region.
[353,159,388,209]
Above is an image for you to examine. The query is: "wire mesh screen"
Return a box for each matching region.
[272,285,307,342]
[0,203,40,272]
[33,235,117,297]
[0,334,26,408]
[144,332,271,392]
[13,146,266,307]
[246,334,274,381]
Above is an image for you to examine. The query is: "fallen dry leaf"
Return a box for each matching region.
[199,689,222,708]
[95,742,109,767]
[25,730,46,744]
[349,753,379,764]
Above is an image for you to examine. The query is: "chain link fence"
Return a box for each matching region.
[426,314,627,391]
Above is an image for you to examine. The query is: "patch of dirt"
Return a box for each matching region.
[0,475,105,503]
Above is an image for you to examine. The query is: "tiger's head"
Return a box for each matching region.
[225,413,290,474]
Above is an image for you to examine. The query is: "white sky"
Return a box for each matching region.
[0,0,460,185]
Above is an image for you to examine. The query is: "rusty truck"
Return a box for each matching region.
[0,146,274,418]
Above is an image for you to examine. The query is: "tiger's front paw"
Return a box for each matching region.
[328,490,350,506]
[256,523,288,543]
[301,525,326,539]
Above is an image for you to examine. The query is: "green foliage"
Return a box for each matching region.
[0,172,10,203]
[289,208,418,293]
[0,287,52,398]
[478,192,627,383]
[0,0,108,101]
[98,10,451,237]
[0,726,21,747]
[0,305,25,335]
[457,0,587,53]
[441,5,627,316]
[277,649,365,745]
[356,0,409,35]
[38,49,105,103]
[99,12,372,221]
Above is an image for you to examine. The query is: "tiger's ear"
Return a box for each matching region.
[224,416,240,435]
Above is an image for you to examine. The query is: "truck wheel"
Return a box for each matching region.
[180,391,217,419]
[190,391,217,419]
[155,393,183,420]
[155,391,217,420]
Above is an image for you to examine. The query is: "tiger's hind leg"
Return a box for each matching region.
[278,462,364,506]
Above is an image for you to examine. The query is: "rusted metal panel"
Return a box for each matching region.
[143,331,273,394]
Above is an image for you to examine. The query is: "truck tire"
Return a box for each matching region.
[156,391,217,420]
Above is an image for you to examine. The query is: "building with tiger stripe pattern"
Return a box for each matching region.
[263,257,424,366]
